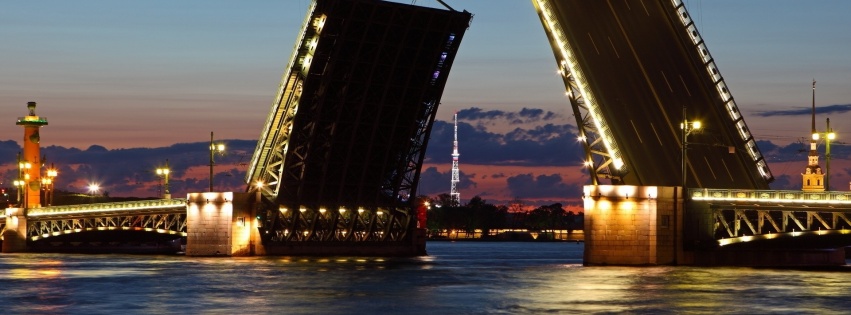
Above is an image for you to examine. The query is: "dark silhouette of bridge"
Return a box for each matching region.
[534,0,849,265]
[4,0,473,256]
[3,0,849,263]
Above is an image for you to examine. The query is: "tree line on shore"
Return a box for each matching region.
[421,194,583,237]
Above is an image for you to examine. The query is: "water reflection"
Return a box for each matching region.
[0,243,849,314]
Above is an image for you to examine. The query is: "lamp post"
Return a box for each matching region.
[156,159,171,199]
[45,167,59,206]
[209,132,226,192]
[45,164,57,206]
[41,177,52,206]
[813,118,836,191]
[88,183,100,203]
[681,108,701,190]
[15,152,22,205]
[678,106,701,265]
[13,179,24,207]
[19,161,32,208]
[254,180,264,203]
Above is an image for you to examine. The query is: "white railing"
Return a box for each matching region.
[691,188,851,205]
[28,199,187,217]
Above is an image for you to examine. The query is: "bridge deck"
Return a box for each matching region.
[28,199,186,219]
[0,199,188,241]
[535,0,771,188]
[690,189,851,247]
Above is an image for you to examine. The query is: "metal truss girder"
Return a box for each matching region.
[713,208,851,239]
[27,213,187,241]
[263,206,409,244]
[783,211,806,232]
[248,0,471,247]
[533,0,628,185]
[808,212,831,231]
[734,210,757,236]
[834,213,851,230]
[757,210,781,234]
[246,0,318,196]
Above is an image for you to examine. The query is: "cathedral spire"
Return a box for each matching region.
[802,79,824,192]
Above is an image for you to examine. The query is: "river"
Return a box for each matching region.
[1,241,849,314]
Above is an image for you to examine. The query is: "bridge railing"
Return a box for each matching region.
[28,198,187,218]
[690,188,851,204]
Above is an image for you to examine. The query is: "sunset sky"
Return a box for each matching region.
[2,0,851,205]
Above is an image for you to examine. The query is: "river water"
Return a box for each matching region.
[1,241,850,314]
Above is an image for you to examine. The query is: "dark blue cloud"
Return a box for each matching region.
[0,140,256,197]
[426,120,583,166]
[416,166,477,196]
[768,174,794,190]
[457,107,561,125]
[753,104,851,117]
[506,173,580,199]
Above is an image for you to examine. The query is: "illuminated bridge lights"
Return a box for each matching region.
[31,225,188,241]
[691,188,851,205]
[718,229,851,247]
[27,200,188,241]
[533,0,626,174]
[669,0,773,182]
[28,199,186,218]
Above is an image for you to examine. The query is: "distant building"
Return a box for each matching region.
[802,80,824,192]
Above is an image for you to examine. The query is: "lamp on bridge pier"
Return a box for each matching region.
[45,165,57,206]
[156,159,171,200]
[209,131,226,192]
[13,179,24,207]
[812,118,836,191]
[88,184,100,201]
[18,161,32,208]
[681,107,701,191]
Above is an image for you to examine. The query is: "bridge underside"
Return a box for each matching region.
[584,186,850,266]
[2,199,187,253]
[533,0,772,188]
[689,189,851,249]
[246,0,471,254]
[27,230,183,254]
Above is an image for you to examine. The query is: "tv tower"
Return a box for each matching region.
[450,112,461,206]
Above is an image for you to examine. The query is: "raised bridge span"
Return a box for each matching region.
[4,0,473,256]
[3,0,846,263]
[533,0,848,265]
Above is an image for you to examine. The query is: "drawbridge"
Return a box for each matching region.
[533,1,850,265]
[533,0,773,188]
[244,0,472,254]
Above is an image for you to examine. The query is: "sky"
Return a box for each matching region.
[2,0,851,206]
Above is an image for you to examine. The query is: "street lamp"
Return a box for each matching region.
[156,159,171,199]
[209,132,226,192]
[45,164,57,206]
[813,118,836,191]
[88,184,100,201]
[13,179,24,207]
[41,177,52,205]
[677,107,701,266]
[680,114,701,190]
[19,161,32,208]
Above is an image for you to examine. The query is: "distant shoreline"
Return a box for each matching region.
[428,238,583,243]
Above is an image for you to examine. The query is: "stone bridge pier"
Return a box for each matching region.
[2,208,28,253]
[185,192,266,256]
[584,185,849,266]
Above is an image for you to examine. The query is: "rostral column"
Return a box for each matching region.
[16,102,48,208]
